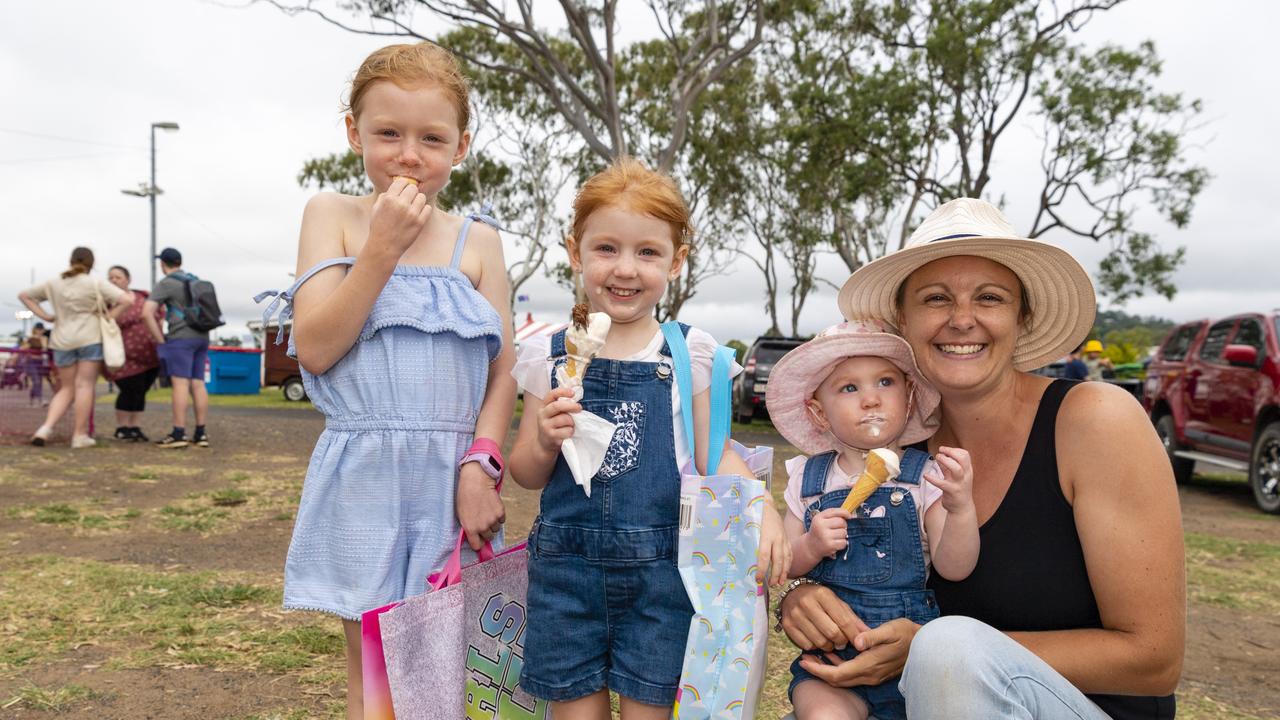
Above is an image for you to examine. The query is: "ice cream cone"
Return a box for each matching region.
[557,303,611,389]
[841,448,901,513]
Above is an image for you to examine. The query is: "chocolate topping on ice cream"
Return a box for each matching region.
[572,303,590,331]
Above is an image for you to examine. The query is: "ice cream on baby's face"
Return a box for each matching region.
[813,356,911,449]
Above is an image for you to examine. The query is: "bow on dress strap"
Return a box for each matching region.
[254,256,356,345]
[468,202,501,230]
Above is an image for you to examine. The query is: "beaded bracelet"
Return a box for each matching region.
[773,577,821,632]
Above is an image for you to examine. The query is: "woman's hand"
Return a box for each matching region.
[17,293,54,323]
[536,386,580,454]
[756,500,792,587]
[456,460,505,552]
[779,582,869,652]
[367,177,430,258]
[798,618,922,688]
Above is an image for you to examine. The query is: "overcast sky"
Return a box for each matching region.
[3,0,1278,347]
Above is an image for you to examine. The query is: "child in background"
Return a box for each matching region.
[257,42,515,719]
[508,157,791,719]
[23,336,47,406]
[766,320,980,720]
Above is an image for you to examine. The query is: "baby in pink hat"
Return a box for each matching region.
[766,320,980,720]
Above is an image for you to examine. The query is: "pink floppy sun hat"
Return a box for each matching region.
[765,320,941,455]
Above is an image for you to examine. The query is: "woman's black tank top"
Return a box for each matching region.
[926,379,1176,719]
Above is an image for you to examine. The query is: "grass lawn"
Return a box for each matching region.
[96,386,314,410]
[4,404,1277,718]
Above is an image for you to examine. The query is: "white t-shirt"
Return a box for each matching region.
[783,453,943,570]
[512,326,742,471]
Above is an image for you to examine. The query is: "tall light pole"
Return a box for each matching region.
[122,121,179,288]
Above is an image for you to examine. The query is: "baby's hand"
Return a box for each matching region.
[369,177,431,256]
[929,446,975,514]
[806,507,852,558]
[756,500,792,587]
[536,386,581,454]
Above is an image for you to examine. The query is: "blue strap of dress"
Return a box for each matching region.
[253,257,355,345]
[451,202,501,269]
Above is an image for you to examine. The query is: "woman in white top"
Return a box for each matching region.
[18,246,132,448]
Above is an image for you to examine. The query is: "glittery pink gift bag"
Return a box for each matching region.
[376,532,549,719]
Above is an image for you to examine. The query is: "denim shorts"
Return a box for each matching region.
[157,338,209,380]
[520,522,693,706]
[52,343,103,367]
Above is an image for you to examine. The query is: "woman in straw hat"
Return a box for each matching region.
[777,198,1183,719]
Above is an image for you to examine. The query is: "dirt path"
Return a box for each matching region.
[1,403,1276,718]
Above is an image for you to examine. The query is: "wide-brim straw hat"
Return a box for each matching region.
[766,320,941,455]
[837,198,1096,371]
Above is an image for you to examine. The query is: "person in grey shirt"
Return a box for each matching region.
[142,247,210,448]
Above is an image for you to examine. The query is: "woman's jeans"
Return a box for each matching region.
[899,616,1112,720]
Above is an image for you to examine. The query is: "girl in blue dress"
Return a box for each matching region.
[258,42,515,719]
[508,157,791,719]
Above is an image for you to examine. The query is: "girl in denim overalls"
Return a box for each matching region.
[508,157,790,719]
[258,43,515,719]
[765,321,981,720]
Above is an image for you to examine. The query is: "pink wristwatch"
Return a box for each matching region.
[459,438,504,481]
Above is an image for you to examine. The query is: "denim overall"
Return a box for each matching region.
[520,325,694,707]
[789,448,940,720]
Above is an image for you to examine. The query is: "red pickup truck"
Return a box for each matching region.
[1144,312,1280,513]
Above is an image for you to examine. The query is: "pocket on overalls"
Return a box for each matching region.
[580,398,647,481]
[811,515,894,586]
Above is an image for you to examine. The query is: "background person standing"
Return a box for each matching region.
[18,246,133,448]
[1063,342,1090,381]
[107,265,163,442]
[1081,339,1114,381]
[142,247,211,449]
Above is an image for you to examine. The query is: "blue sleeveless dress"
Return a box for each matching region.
[256,212,503,620]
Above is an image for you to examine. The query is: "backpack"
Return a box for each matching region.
[174,272,225,332]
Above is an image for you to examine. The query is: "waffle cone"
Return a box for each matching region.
[841,452,892,513]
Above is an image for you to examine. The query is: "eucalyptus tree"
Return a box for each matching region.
[774,0,1208,301]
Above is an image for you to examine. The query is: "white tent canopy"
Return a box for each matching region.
[514,313,568,348]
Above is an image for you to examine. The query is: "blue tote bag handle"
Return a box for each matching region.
[659,322,736,475]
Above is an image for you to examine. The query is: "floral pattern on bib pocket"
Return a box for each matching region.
[582,399,647,481]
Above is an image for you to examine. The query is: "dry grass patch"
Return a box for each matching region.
[124,463,205,480]
[1178,688,1274,719]
[0,556,342,686]
[1,682,107,713]
[155,468,302,533]
[5,501,140,533]
[1185,532,1280,613]
[226,452,309,467]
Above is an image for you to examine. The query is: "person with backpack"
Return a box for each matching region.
[142,247,224,448]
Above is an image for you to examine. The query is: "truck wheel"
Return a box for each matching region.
[735,406,753,424]
[1250,422,1280,514]
[1155,415,1194,485]
[282,377,308,402]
